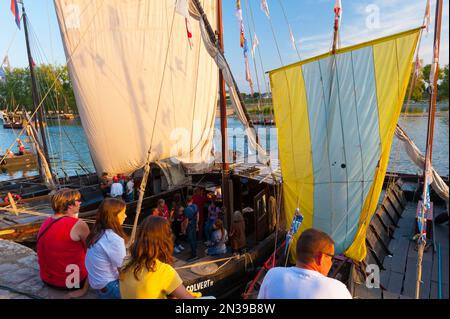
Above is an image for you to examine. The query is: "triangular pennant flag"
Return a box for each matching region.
[251,33,259,59]
[10,0,21,29]
[2,56,11,71]
[289,28,296,51]
[175,0,193,47]
[261,0,270,18]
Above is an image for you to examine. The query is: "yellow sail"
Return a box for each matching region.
[269,28,421,262]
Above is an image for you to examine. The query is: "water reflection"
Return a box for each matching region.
[1,112,449,182]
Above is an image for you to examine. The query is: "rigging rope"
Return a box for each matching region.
[276,0,302,60]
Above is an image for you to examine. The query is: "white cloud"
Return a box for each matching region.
[297,0,449,64]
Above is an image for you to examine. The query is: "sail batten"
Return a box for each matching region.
[54,0,219,177]
[270,28,421,261]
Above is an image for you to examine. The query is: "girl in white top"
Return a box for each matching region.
[85,198,128,299]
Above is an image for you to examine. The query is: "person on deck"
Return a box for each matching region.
[110,176,124,198]
[16,139,25,155]
[183,196,199,262]
[170,193,185,253]
[85,198,128,299]
[229,210,246,255]
[206,219,228,256]
[125,176,135,202]
[99,172,111,197]
[204,201,221,245]
[192,187,207,240]
[257,228,352,299]
[36,189,90,297]
[119,216,199,299]
[157,198,170,220]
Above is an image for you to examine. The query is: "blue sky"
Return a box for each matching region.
[1,0,448,94]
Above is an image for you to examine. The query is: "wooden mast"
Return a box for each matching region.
[332,0,341,53]
[415,0,443,299]
[21,3,54,180]
[217,0,233,229]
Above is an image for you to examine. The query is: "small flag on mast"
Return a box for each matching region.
[2,56,11,71]
[175,0,193,47]
[261,0,270,18]
[11,0,21,29]
[289,28,296,51]
[251,33,259,59]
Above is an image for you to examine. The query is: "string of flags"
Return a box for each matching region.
[10,0,21,30]
[236,0,254,95]
[175,0,193,48]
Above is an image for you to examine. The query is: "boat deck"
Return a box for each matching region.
[353,201,449,299]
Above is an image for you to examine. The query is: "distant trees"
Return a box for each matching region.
[438,64,449,100]
[407,63,448,102]
[0,64,77,113]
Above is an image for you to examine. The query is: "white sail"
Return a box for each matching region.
[53,0,219,176]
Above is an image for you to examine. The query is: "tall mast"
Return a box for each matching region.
[217,0,232,228]
[415,0,443,299]
[21,3,53,177]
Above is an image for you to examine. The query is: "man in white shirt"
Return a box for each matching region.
[257,228,352,299]
[110,177,124,198]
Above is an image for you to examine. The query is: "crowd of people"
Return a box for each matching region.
[99,172,135,202]
[35,187,352,299]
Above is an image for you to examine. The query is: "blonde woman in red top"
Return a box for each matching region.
[37,189,90,297]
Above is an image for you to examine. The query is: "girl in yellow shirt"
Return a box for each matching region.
[119,216,196,299]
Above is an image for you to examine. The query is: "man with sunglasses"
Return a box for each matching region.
[258,228,352,299]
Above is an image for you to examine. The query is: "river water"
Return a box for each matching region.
[1,110,448,182]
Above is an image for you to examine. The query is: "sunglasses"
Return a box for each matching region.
[321,251,335,259]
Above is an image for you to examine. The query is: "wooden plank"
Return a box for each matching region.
[380,270,391,288]
[432,223,449,285]
[380,199,398,226]
[428,281,448,299]
[387,271,404,295]
[366,229,387,267]
[371,218,392,251]
[389,237,410,273]
[387,194,403,221]
[430,281,439,299]
[402,256,433,299]
[395,219,415,238]
[392,183,407,208]
[382,290,401,299]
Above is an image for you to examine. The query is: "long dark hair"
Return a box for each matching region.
[86,198,128,248]
[120,216,174,280]
[214,219,225,241]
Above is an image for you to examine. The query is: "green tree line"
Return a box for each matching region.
[1,62,448,114]
[0,64,77,113]
[409,63,449,102]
